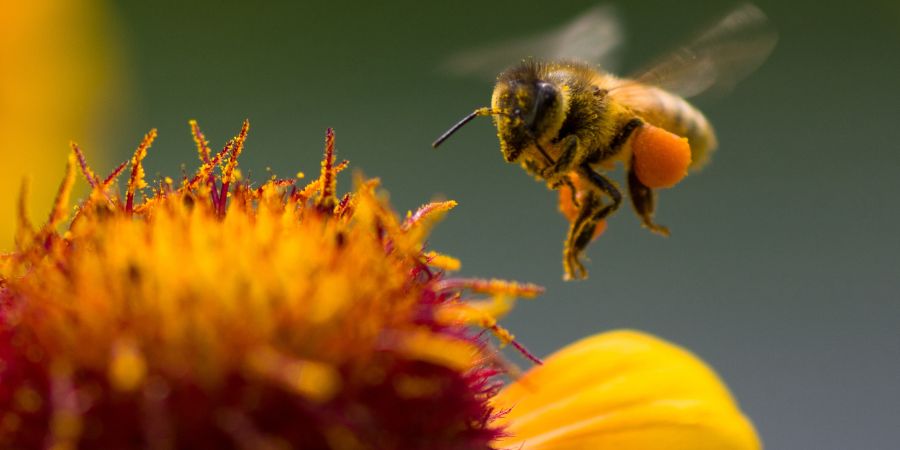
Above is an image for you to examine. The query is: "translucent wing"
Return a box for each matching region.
[439,4,623,79]
[627,3,778,98]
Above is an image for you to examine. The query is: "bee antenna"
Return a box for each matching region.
[432,107,497,148]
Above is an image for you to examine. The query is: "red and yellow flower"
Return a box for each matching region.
[0,122,759,449]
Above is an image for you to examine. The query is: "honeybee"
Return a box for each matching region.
[433,4,777,280]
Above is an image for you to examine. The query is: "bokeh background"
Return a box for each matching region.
[3,1,898,448]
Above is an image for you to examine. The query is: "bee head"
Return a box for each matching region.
[431,62,569,163]
[491,76,568,162]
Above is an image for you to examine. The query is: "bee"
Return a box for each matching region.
[432,4,777,280]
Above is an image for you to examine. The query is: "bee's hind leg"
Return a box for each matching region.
[562,164,622,280]
[627,163,670,237]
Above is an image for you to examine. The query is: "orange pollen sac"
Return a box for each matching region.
[632,125,692,189]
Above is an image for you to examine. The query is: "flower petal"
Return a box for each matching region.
[493,330,760,450]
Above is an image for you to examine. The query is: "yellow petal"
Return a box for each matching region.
[493,330,760,450]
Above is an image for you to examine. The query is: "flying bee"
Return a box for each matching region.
[433,3,777,280]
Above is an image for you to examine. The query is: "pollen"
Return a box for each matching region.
[632,124,692,189]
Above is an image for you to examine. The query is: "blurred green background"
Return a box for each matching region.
[12,0,900,448]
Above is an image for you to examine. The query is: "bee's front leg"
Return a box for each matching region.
[521,159,544,179]
[541,135,587,188]
[563,164,622,280]
[627,163,670,236]
[524,159,578,206]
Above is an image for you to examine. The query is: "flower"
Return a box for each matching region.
[0,122,759,449]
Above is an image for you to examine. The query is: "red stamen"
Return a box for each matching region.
[48,152,78,228]
[219,120,250,215]
[316,128,337,211]
[189,119,212,163]
[334,193,352,217]
[293,160,349,205]
[185,140,232,196]
[125,129,158,214]
[70,141,100,189]
[499,328,543,366]
[102,159,130,189]
[403,201,458,230]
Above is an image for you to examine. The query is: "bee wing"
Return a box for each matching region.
[626,3,778,98]
[439,4,623,79]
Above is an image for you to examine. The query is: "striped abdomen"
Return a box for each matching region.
[608,80,718,170]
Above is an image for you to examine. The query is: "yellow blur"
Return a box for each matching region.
[0,0,124,249]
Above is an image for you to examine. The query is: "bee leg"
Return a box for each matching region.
[542,135,587,188]
[562,165,622,280]
[521,159,545,179]
[627,164,670,237]
[562,176,579,208]
[563,190,599,280]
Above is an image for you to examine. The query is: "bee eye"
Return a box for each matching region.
[522,82,559,131]
[537,82,557,102]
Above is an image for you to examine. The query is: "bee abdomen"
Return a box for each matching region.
[645,89,717,170]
